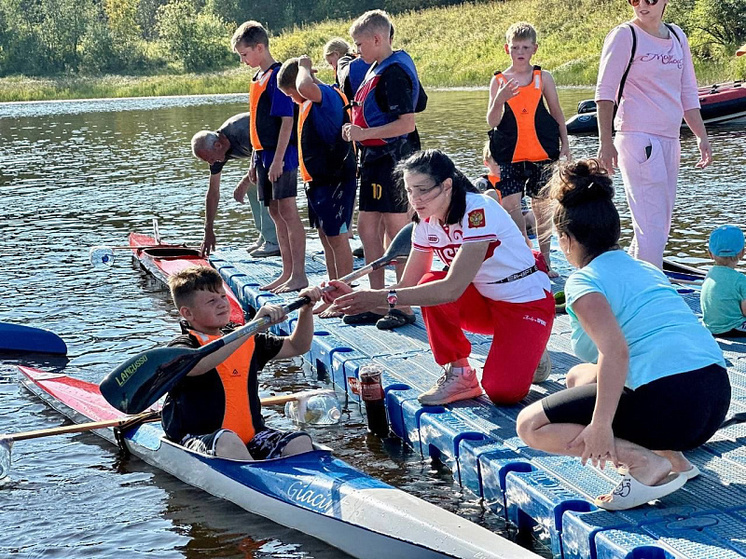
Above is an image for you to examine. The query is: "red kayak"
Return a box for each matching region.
[567,80,746,134]
[129,233,245,324]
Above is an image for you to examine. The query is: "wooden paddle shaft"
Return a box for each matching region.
[9,414,161,442]
[8,391,329,442]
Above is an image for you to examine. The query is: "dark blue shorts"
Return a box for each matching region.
[307,175,357,236]
[497,160,555,199]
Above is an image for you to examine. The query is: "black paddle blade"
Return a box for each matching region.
[100,346,204,414]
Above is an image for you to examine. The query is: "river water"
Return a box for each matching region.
[0,89,744,558]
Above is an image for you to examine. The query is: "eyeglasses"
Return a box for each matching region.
[405,183,442,201]
[628,0,659,6]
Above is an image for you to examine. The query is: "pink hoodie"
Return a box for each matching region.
[595,22,700,139]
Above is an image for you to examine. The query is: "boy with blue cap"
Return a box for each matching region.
[701,224,746,337]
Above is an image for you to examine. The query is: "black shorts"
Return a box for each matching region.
[307,175,357,236]
[497,160,555,199]
[359,154,409,213]
[257,161,298,205]
[541,364,730,450]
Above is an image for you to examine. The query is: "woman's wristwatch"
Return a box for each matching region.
[387,289,398,309]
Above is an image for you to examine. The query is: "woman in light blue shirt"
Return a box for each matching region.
[516,159,729,511]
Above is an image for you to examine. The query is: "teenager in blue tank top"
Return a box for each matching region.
[516,159,729,511]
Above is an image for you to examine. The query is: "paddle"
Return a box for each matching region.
[0,388,341,478]
[0,322,67,355]
[0,411,159,479]
[100,222,414,415]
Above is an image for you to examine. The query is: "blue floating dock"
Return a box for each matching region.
[210,242,746,559]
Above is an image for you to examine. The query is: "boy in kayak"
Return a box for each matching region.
[277,55,356,318]
[232,21,308,294]
[486,22,570,277]
[701,224,746,338]
[161,266,321,459]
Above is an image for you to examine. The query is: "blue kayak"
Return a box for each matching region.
[17,365,536,559]
[0,322,67,355]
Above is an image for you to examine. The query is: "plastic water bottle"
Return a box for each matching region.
[284,391,341,425]
[359,365,389,437]
[89,246,115,267]
[0,437,13,480]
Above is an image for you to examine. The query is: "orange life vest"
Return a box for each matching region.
[487,174,502,203]
[249,62,282,151]
[188,329,258,444]
[297,86,353,183]
[489,66,560,164]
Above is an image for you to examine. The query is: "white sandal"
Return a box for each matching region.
[595,472,686,510]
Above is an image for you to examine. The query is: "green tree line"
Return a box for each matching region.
[0,0,743,78]
[0,0,469,75]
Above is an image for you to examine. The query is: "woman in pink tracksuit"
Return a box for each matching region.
[595,0,712,268]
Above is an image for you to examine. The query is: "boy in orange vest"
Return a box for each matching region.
[487,22,570,277]
[277,55,356,318]
[231,21,308,294]
[161,266,321,459]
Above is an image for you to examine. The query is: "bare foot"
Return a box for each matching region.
[313,301,331,315]
[319,307,343,319]
[273,277,309,294]
[654,451,693,474]
[626,453,673,487]
[261,275,289,291]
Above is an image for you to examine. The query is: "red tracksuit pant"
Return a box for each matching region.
[419,270,555,404]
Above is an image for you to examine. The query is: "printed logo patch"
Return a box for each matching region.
[468,209,486,229]
[428,235,439,242]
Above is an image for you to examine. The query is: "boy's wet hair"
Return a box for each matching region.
[482,139,495,163]
[232,20,269,51]
[395,149,479,226]
[549,159,620,263]
[324,38,352,58]
[169,266,224,309]
[277,58,300,91]
[350,9,392,38]
[506,22,537,44]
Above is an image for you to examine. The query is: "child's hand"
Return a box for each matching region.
[256,304,287,326]
[342,123,366,143]
[496,78,520,104]
[298,286,322,306]
[268,159,283,182]
[298,55,313,71]
[320,280,353,304]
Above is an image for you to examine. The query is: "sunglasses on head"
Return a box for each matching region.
[628,0,659,5]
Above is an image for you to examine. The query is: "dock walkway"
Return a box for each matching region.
[210,244,746,559]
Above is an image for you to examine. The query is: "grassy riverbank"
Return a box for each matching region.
[1,0,743,102]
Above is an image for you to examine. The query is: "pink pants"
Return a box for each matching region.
[615,132,681,268]
[419,271,555,404]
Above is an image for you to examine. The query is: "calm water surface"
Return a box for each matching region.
[1,89,744,558]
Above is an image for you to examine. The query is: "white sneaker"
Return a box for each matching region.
[418,365,483,405]
[532,350,552,384]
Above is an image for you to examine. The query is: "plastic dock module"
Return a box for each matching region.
[210,242,746,559]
